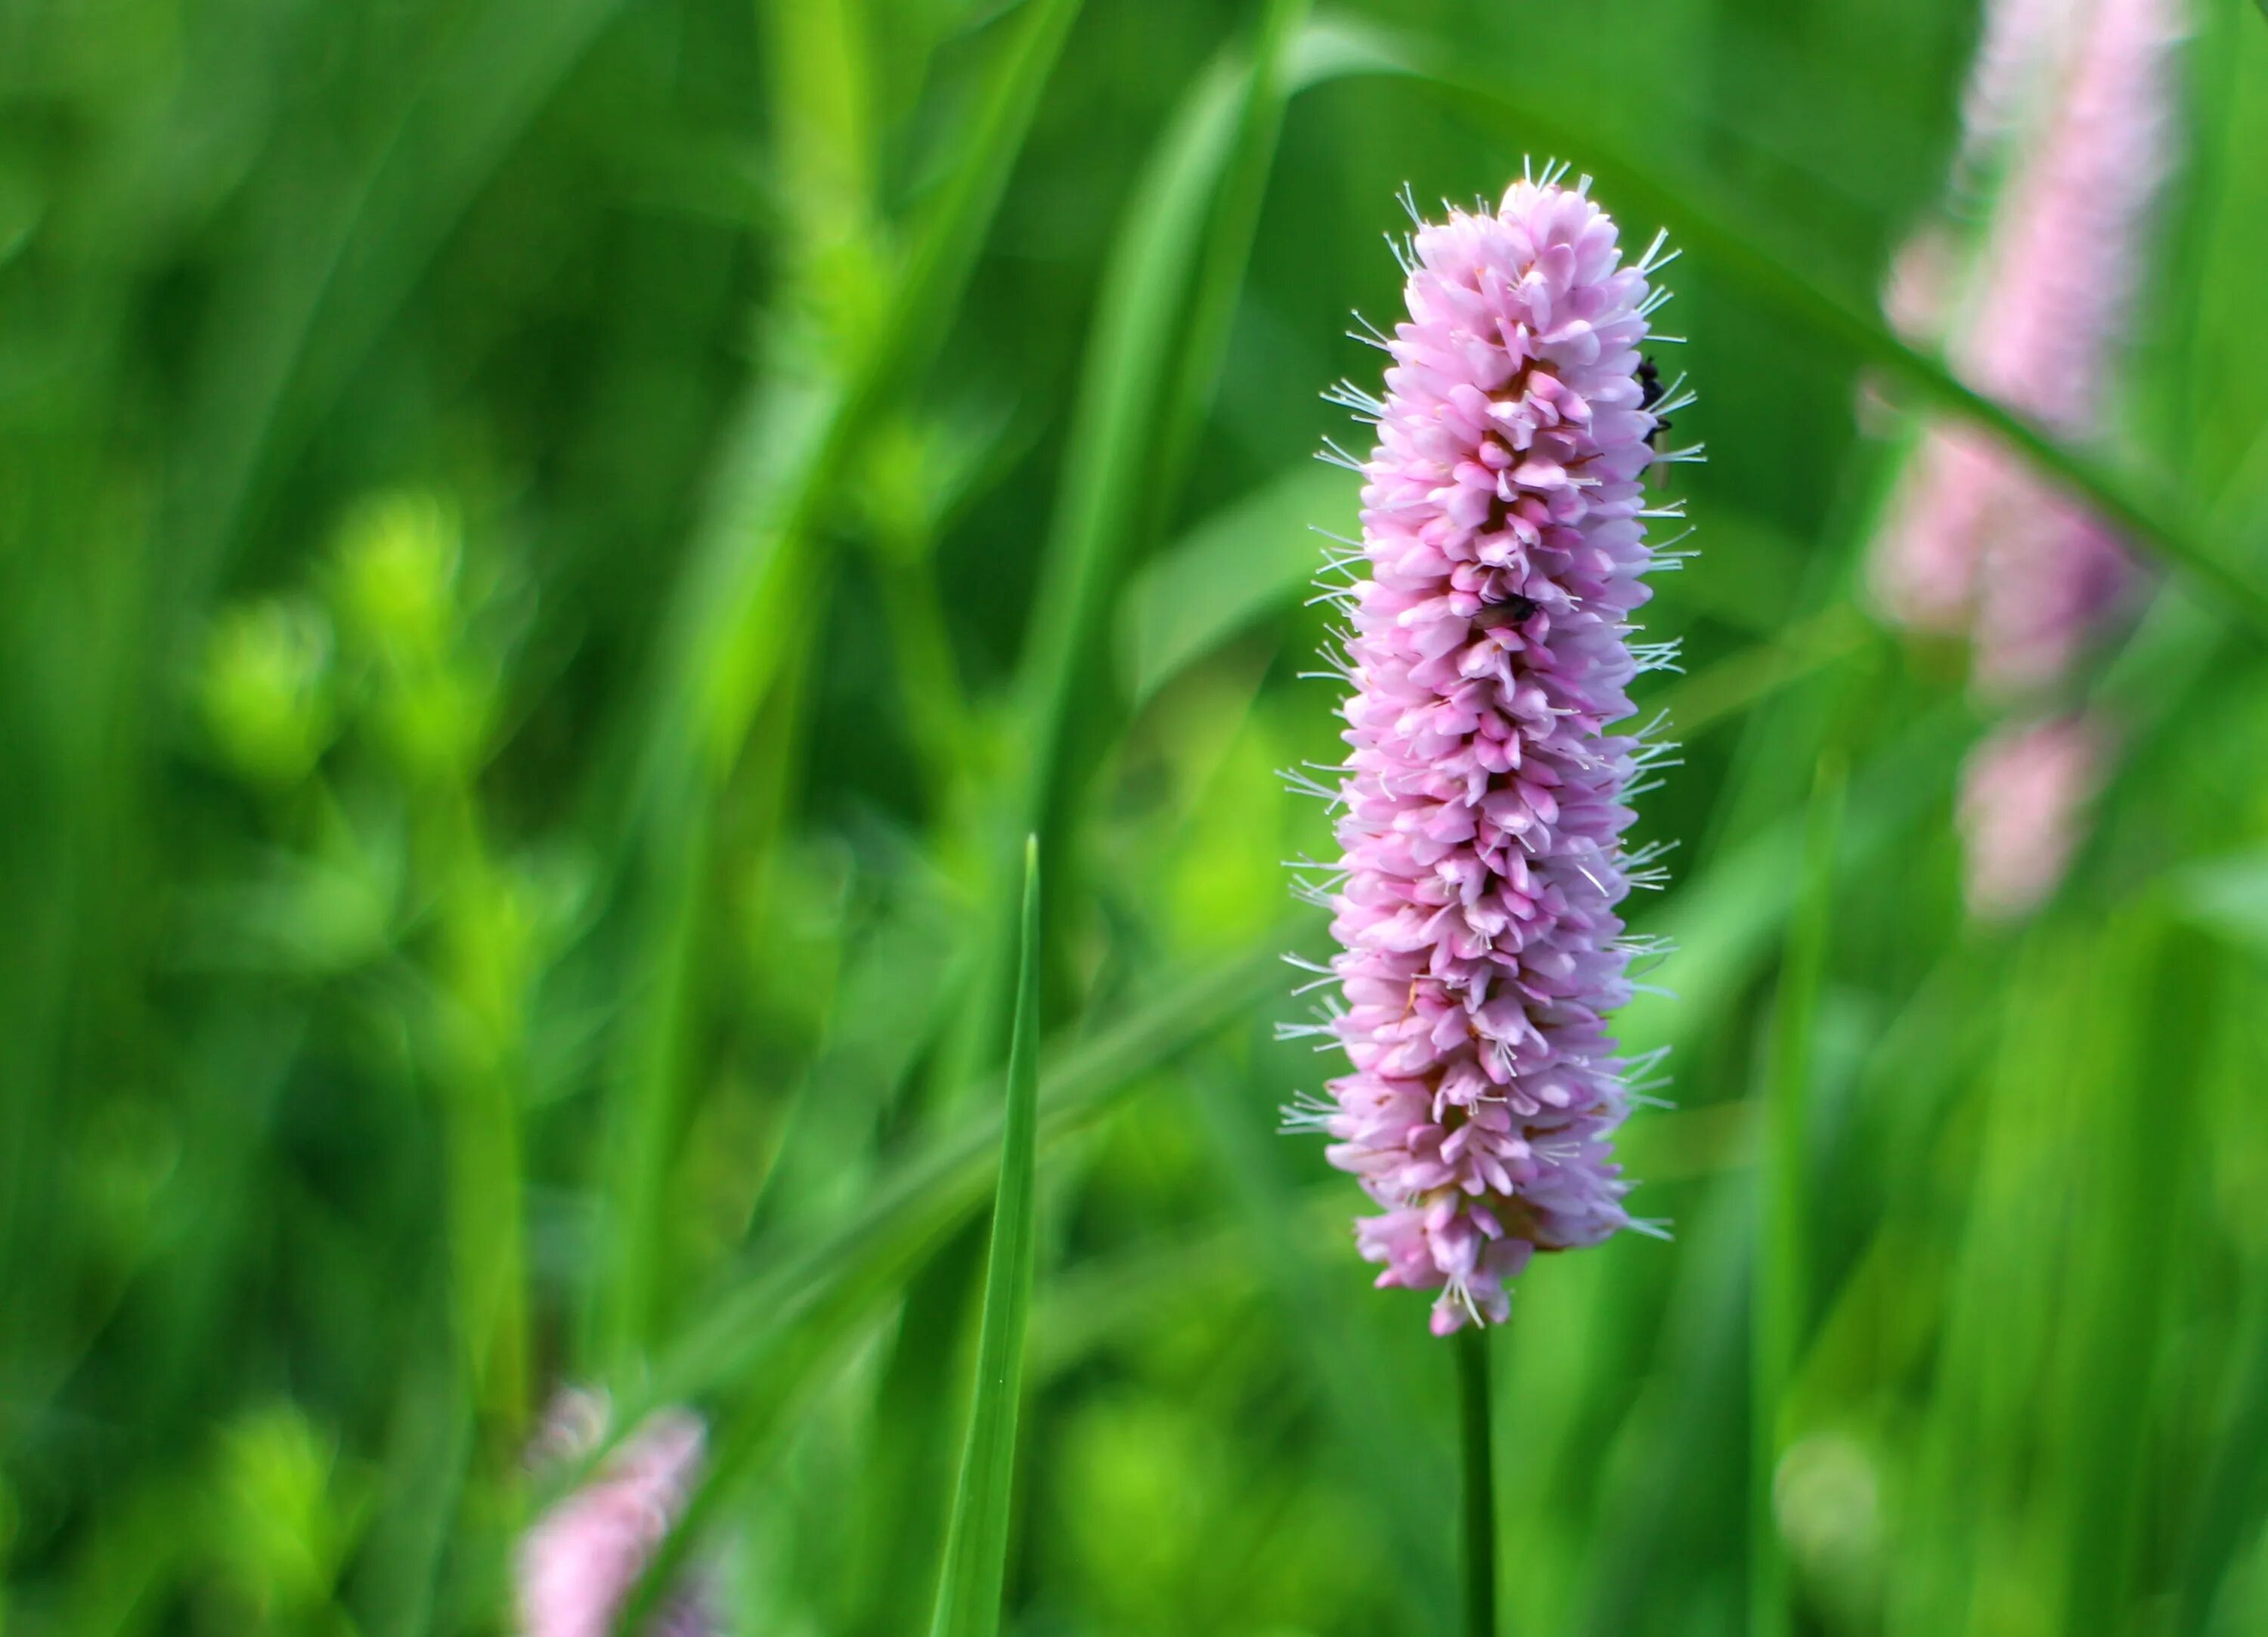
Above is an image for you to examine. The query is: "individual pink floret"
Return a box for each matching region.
[1295,170,1684,1335]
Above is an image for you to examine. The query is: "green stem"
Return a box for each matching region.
[1459,1325,1498,1637]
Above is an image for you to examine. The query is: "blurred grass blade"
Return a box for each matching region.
[1120,462,1353,703]
[955,7,1350,1096]
[1752,750,1845,1637]
[657,0,1089,795]
[1309,20,2268,639]
[176,0,635,605]
[1013,4,1321,837]
[593,0,1086,1372]
[605,928,1308,1630]
[1650,608,1876,741]
[939,33,1249,1109]
[353,1305,476,1637]
[995,52,1244,876]
[2179,1260,2268,1632]
[1151,0,1315,503]
[929,838,1045,1637]
[658,928,1304,1399]
[2056,914,2196,1626]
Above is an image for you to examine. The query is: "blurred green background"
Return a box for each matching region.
[6,0,2268,1632]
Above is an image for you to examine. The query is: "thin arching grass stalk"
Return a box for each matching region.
[816,63,1308,1597]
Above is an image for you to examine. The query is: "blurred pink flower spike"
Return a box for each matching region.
[516,1391,713,1637]
[1957,713,2111,923]
[1871,0,2180,700]
[1290,166,1686,1336]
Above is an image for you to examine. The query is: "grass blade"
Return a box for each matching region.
[1150,0,1315,504]
[1118,462,1353,704]
[953,9,1358,1099]
[659,927,1303,1398]
[601,929,1308,1633]
[968,49,1246,1057]
[929,838,1046,1637]
[655,0,1090,800]
[1009,15,1303,847]
[1752,750,1846,1637]
[591,0,1086,1373]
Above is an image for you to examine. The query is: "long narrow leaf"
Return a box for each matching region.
[929,839,1046,1637]
[662,0,1090,795]
[1752,752,1845,1637]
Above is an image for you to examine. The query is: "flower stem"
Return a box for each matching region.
[1459,1325,1498,1637]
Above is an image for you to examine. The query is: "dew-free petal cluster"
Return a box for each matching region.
[516,1392,714,1637]
[1306,175,1679,1335]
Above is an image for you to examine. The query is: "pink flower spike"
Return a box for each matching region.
[1299,171,1681,1335]
[516,1391,714,1637]
[1957,713,2110,923]
[1870,0,2179,699]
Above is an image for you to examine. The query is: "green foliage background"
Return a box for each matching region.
[6,0,2268,1632]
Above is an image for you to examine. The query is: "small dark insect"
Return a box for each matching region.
[1476,593,1540,630]
[1638,354,1671,448]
